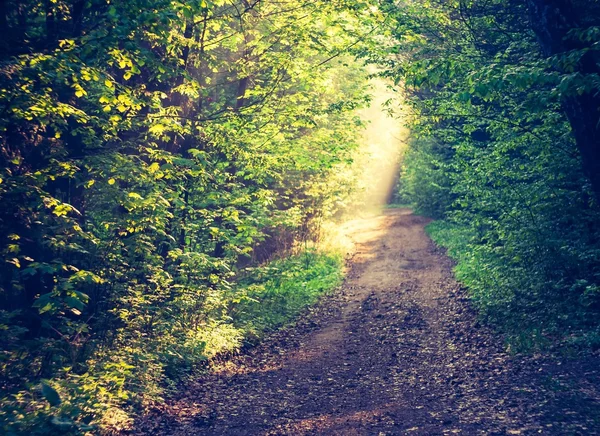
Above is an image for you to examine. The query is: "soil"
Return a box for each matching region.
[132,209,600,435]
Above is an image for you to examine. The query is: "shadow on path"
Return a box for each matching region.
[133,209,600,435]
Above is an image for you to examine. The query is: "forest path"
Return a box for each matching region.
[135,209,600,435]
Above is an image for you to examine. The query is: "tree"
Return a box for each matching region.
[0,0,380,432]
[526,0,600,201]
[385,0,600,349]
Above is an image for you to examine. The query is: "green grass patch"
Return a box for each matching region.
[188,250,345,362]
[426,220,529,349]
[178,251,344,364]
[425,220,472,262]
[385,203,414,209]
[230,251,344,343]
[425,220,598,353]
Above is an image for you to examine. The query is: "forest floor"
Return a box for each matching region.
[132,209,600,435]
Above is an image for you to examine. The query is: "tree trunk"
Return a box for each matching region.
[71,0,85,37]
[526,0,600,201]
[45,0,56,45]
[235,76,249,110]
[0,0,7,33]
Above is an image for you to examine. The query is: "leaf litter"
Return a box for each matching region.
[130,209,600,435]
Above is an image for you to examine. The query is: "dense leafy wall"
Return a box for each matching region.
[0,0,381,432]
[386,0,600,349]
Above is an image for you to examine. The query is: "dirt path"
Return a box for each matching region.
[135,209,600,435]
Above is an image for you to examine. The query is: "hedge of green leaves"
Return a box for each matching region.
[0,0,379,432]
[388,0,600,351]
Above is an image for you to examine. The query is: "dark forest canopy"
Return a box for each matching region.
[1,0,600,433]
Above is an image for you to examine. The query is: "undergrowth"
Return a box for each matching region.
[0,250,344,435]
[232,251,344,342]
[426,221,600,353]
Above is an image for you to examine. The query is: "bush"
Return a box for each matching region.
[397,137,456,218]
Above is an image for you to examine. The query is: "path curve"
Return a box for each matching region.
[134,209,600,435]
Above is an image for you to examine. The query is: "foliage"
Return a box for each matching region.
[397,137,454,218]
[387,0,600,350]
[234,251,344,337]
[0,0,381,432]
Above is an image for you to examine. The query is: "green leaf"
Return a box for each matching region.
[65,296,85,312]
[33,292,54,309]
[41,382,61,406]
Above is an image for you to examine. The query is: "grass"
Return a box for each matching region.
[425,220,600,353]
[385,203,413,209]
[425,220,471,260]
[199,250,345,357]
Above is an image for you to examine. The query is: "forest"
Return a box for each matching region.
[1,0,600,434]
